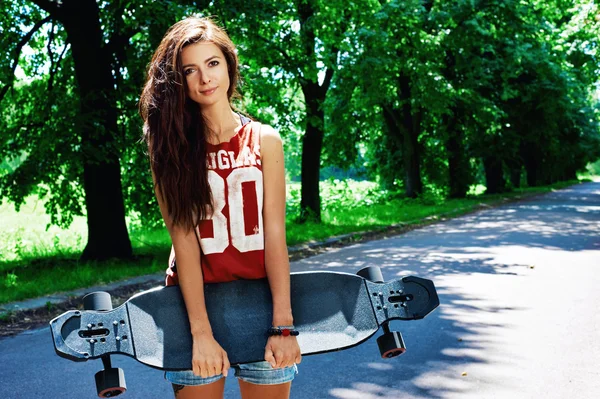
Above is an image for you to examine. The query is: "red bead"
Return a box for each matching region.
[282,328,290,337]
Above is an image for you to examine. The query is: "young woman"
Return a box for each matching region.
[139,16,301,399]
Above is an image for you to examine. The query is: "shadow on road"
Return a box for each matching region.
[290,182,600,399]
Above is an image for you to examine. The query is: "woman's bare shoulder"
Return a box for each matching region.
[257,123,282,146]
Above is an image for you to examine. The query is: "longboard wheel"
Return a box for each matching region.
[357,266,384,283]
[377,331,406,359]
[83,292,113,311]
[95,367,126,398]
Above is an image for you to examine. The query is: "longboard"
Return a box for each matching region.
[50,271,439,369]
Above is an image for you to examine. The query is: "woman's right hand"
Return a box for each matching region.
[192,332,230,378]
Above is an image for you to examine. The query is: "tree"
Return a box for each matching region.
[0,0,205,260]
[326,0,599,198]
[223,0,365,221]
[326,0,447,197]
[2,0,598,261]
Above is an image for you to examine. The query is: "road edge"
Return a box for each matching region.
[0,181,591,319]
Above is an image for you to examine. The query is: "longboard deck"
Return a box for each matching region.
[51,271,438,369]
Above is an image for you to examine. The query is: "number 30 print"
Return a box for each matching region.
[200,168,264,254]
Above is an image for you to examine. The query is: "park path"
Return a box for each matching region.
[1,182,599,398]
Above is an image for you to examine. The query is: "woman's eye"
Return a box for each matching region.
[184,69,194,75]
[209,60,219,67]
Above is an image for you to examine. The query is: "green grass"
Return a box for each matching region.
[285,180,582,245]
[0,255,168,305]
[0,178,590,305]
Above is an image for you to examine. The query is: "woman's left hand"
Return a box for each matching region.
[264,335,302,368]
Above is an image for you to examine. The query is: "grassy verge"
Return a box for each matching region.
[285,179,588,245]
[0,178,590,305]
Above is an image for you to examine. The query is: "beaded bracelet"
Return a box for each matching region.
[268,326,300,337]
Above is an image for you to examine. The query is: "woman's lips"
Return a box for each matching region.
[200,88,217,95]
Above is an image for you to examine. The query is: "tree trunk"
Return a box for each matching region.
[444,106,471,198]
[60,0,132,260]
[398,74,422,198]
[483,155,506,194]
[382,105,403,173]
[509,165,522,188]
[296,0,334,223]
[521,141,539,186]
[299,83,324,221]
[505,152,523,189]
[381,75,423,198]
[564,166,578,181]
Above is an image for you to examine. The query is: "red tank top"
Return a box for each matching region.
[165,119,266,285]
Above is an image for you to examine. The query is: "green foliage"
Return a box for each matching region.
[0,0,598,256]
[3,272,18,288]
[2,178,582,304]
[324,0,600,194]
[585,159,600,176]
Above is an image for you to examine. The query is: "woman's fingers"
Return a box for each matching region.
[210,360,219,377]
[264,347,276,368]
[280,350,290,368]
[265,336,302,368]
[210,356,222,377]
[193,362,201,378]
[193,354,228,378]
[222,351,230,377]
[286,350,297,367]
[198,361,208,379]
[274,350,285,368]
[275,349,299,368]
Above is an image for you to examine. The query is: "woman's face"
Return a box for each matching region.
[181,42,230,107]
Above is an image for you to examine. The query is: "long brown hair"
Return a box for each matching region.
[139,16,240,230]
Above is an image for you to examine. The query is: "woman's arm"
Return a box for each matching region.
[153,174,212,336]
[260,124,301,368]
[260,124,293,327]
[152,172,229,377]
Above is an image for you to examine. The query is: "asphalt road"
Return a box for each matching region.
[1,182,599,399]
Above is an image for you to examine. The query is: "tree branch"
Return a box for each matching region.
[105,1,147,83]
[106,1,127,51]
[0,15,52,103]
[48,42,69,94]
[382,103,401,130]
[320,47,339,95]
[106,25,141,64]
[46,21,56,92]
[256,35,304,79]
[47,21,55,64]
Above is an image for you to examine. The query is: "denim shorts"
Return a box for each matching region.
[165,361,298,386]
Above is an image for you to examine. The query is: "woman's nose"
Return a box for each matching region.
[199,71,211,85]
